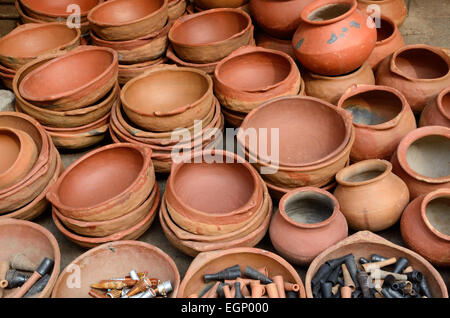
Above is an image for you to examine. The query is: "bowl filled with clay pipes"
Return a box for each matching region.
[305,231,448,298]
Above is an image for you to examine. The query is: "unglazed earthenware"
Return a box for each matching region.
[419,86,450,128]
[357,0,407,27]
[169,0,187,21]
[20,0,101,19]
[255,30,296,59]
[165,45,221,76]
[194,0,248,10]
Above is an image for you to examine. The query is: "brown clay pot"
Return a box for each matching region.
[303,62,375,104]
[214,46,301,114]
[20,0,101,19]
[168,8,254,64]
[376,44,450,113]
[0,219,61,298]
[46,143,155,222]
[419,86,450,128]
[266,178,338,201]
[357,0,407,27]
[121,64,214,132]
[118,57,166,85]
[166,45,221,76]
[177,247,306,298]
[221,106,247,128]
[255,30,296,59]
[169,0,187,21]
[88,0,169,41]
[391,126,450,200]
[292,0,377,76]
[337,84,416,161]
[305,231,448,298]
[334,159,410,231]
[51,240,179,297]
[194,0,248,10]
[401,189,450,267]
[270,187,348,265]
[18,46,119,110]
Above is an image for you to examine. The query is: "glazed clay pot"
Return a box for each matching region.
[334,159,410,231]
[337,84,416,161]
[376,44,450,113]
[214,46,301,113]
[270,187,348,265]
[357,0,407,27]
[303,62,375,104]
[419,86,450,128]
[255,30,295,59]
[250,0,314,40]
[401,189,450,267]
[292,0,377,76]
[168,8,254,64]
[391,126,450,200]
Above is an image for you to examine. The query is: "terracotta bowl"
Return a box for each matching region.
[169,8,253,64]
[420,86,450,128]
[305,231,448,298]
[255,30,296,59]
[51,240,179,298]
[221,106,247,128]
[46,143,155,222]
[166,45,221,76]
[168,0,187,21]
[177,247,306,298]
[193,0,248,9]
[118,58,166,85]
[121,64,214,132]
[0,219,61,298]
[237,95,353,168]
[266,178,338,201]
[19,46,118,110]
[0,23,80,71]
[88,0,169,41]
[20,0,101,19]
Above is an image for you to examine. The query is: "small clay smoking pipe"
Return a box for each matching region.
[9,258,54,298]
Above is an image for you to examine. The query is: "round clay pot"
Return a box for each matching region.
[305,231,448,298]
[0,219,61,298]
[357,0,407,27]
[0,128,38,190]
[165,45,221,76]
[214,46,301,114]
[292,0,377,76]
[20,0,101,19]
[46,143,155,222]
[194,0,248,10]
[303,62,375,104]
[177,247,306,298]
[376,44,450,113]
[0,23,80,71]
[51,240,179,298]
[255,30,296,59]
[19,46,119,110]
[237,95,353,168]
[169,0,187,21]
[270,187,348,265]
[419,86,450,128]
[88,0,169,41]
[401,189,450,267]
[118,57,166,85]
[391,126,450,200]
[337,84,416,161]
[168,8,253,64]
[121,64,214,132]
[334,159,410,231]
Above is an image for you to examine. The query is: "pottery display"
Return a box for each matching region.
[269,187,348,265]
[165,45,221,76]
[20,0,101,20]
[169,0,187,21]
[266,178,338,201]
[401,189,450,267]
[337,84,416,161]
[118,58,166,85]
[376,44,450,113]
[255,30,296,59]
[334,159,409,231]
[292,0,377,76]
[419,86,450,128]
[194,0,248,10]
[391,126,450,199]
[357,0,407,27]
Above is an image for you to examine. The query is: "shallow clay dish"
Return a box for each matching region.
[51,240,179,298]
[0,219,61,298]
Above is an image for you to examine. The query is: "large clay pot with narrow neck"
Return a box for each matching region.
[337,84,416,161]
[400,189,450,267]
[419,86,450,128]
[292,0,377,76]
[357,0,407,27]
[269,187,348,265]
[376,44,450,113]
[334,159,409,231]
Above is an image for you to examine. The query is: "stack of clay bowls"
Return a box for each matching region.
[214,46,304,127]
[237,95,354,200]
[46,143,159,249]
[167,8,254,77]
[168,0,188,21]
[110,64,223,173]
[160,150,273,257]
[0,112,62,221]
[14,46,119,150]
[0,22,81,90]
[88,0,172,86]
[187,0,251,15]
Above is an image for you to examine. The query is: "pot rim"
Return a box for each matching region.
[420,188,450,242]
[436,86,450,121]
[300,0,357,25]
[278,186,341,229]
[166,45,220,69]
[357,0,399,4]
[375,15,398,46]
[20,0,100,18]
[119,57,166,69]
[305,62,371,81]
[396,126,450,183]
[42,108,111,133]
[335,159,392,187]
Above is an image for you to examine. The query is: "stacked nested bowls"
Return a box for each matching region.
[14,46,119,150]
[187,0,251,15]
[110,64,223,173]
[160,150,273,257]
[0,112,62,220]
[46,143,159,249]
[88,0,172,85]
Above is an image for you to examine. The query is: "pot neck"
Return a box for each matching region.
[420,189,450,242]
[336,159,392,187]
[301,0,357,26]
